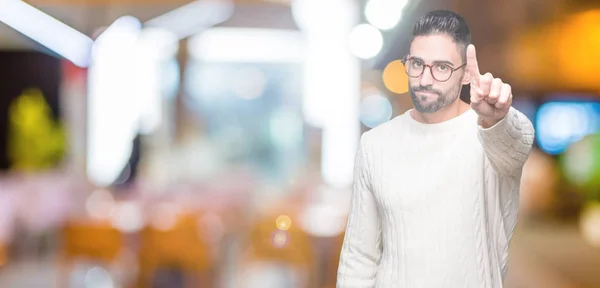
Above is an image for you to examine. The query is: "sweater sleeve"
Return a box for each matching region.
[337,133,382,288]
[477,107,535,178]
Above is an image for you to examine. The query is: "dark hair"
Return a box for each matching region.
[411,10,471,61]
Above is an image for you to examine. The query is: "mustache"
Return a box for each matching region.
[411,86,442,95]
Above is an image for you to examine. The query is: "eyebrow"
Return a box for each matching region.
[409,56,456,67]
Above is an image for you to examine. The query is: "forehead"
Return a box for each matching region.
[409,34,463,63]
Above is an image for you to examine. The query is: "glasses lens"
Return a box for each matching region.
[431,63,452,81]
[405,59,423,77]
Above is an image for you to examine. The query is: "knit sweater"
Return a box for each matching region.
[337,107,535,288]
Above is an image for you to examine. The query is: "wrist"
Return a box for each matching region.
[479,116,501,129]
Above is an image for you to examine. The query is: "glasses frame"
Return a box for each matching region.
[401,55,466,82]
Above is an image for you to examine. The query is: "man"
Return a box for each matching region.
[337,10,534,288]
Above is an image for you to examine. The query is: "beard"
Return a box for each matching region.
[409,84,460,113]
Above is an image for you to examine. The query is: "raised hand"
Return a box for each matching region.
[467,44,512,127]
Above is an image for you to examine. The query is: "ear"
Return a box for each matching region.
[461,71,471,85]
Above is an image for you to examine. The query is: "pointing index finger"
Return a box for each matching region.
[466,44,481,85]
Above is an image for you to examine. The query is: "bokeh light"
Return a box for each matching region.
[562,135,597,187]
[536,101,600,155]
[561,134,600,199]
[360,94,393,128]
[580,203,600,248]
[150,202,180,231]
[382,60,409,94]
[271,230,290,248]
[347,24,383,59]
[110,201,144,233]
[85,189,115,220]
[364,0,407,30]
[84,266,114,288]
[276,215,292,231]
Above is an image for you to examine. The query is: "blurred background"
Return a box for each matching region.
[0,0,599,287]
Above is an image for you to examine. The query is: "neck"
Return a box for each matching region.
[411,100,470,124]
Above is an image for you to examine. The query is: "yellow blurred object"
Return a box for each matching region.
[555,10,600,91]
[61,221,123,262]
[0,243,7,267]
[382,60,409,94]
[137,212,214,287]
[7,88,66,172]
[250,212,313,264]
[509,9,600,92]
[240,210,318,287]
[60,221,124,288]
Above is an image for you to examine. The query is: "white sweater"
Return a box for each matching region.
[337,107,535,288]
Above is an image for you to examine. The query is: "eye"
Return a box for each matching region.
[435,64,451,71]
[410,60,423,68]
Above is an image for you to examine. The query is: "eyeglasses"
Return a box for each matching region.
[402,55,466,82]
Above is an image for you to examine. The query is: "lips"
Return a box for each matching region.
[417,91,439,97]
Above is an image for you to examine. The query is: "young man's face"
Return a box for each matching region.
[407,34,469,113]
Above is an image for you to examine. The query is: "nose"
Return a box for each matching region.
[419,66,434,86]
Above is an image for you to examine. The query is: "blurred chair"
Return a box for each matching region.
[238,210,318,288]
[136,211,215,288]
[59,220,124,287]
